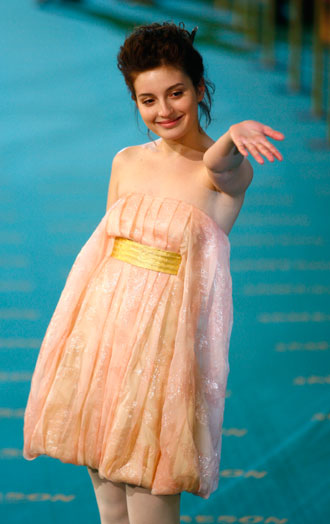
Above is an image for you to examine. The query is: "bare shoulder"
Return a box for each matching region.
[106,144,151,212]
[112,145,140,165]
[105,148,134,212]
[113,141,154,164]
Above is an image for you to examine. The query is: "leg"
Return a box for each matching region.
[87,466,130,524]
[125,483,181,524]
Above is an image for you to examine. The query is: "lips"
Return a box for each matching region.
[156,115,183,126]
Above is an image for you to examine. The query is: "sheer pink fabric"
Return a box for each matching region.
[23,192,233,499]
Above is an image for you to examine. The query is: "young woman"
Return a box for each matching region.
[23,22,284,524]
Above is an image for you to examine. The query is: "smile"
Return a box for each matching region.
[156,115,183,127]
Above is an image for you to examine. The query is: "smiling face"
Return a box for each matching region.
[133,65,205,144]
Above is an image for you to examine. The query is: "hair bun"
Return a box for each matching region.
[190,26,198,43]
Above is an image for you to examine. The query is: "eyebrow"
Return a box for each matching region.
[137,83,185,98]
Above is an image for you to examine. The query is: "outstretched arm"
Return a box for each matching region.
[203,120,285,197]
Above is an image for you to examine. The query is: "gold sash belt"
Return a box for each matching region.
[110,237,181,275]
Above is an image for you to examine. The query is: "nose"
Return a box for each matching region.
[158,98,173,118]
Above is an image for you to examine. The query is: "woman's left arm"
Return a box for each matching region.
[203,120,285,197]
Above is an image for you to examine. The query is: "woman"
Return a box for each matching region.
[23,22,284,524]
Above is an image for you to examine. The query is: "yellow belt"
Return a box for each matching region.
[110,237,181,275]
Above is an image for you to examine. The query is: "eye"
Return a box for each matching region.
[142,98,154,105]
[171,91,183,97]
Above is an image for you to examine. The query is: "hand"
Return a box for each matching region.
[229,120,285,164]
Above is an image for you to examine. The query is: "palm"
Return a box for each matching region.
[230,120,285,164]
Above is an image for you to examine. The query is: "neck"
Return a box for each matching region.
[157,128,213,159]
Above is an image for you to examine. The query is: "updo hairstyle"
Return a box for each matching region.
[117,22,215,127]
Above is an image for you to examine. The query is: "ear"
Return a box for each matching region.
[197,79,205,102]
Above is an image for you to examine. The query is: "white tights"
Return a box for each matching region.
[87,467,181,524]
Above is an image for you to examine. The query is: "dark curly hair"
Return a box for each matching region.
[117,22,215,127]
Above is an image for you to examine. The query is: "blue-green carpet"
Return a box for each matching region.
[1,1,329,523]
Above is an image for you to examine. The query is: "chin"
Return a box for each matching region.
[157,125,189,140]
[165,130,188,141]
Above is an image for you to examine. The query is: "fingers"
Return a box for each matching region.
[256,143,275,162]
[263,125,285,140]
[245,143,265,164]
[242,140,283,164]
[257,140,283,161]
[232,122,285,163]
[234,141,249,157]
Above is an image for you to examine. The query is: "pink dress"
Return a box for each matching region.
[23,191,233,499]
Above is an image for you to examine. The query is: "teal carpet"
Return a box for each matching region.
[1,1,329,523]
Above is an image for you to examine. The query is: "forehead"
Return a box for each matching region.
[133,65,191,94]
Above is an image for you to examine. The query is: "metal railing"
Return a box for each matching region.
[214,0,330,146]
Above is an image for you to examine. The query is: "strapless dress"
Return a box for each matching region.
[23,191,233,499]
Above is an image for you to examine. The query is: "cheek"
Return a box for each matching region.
[181,95,198,112]
[138,107,156,125]
[137,105,148,119]
[142,109,154,122]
